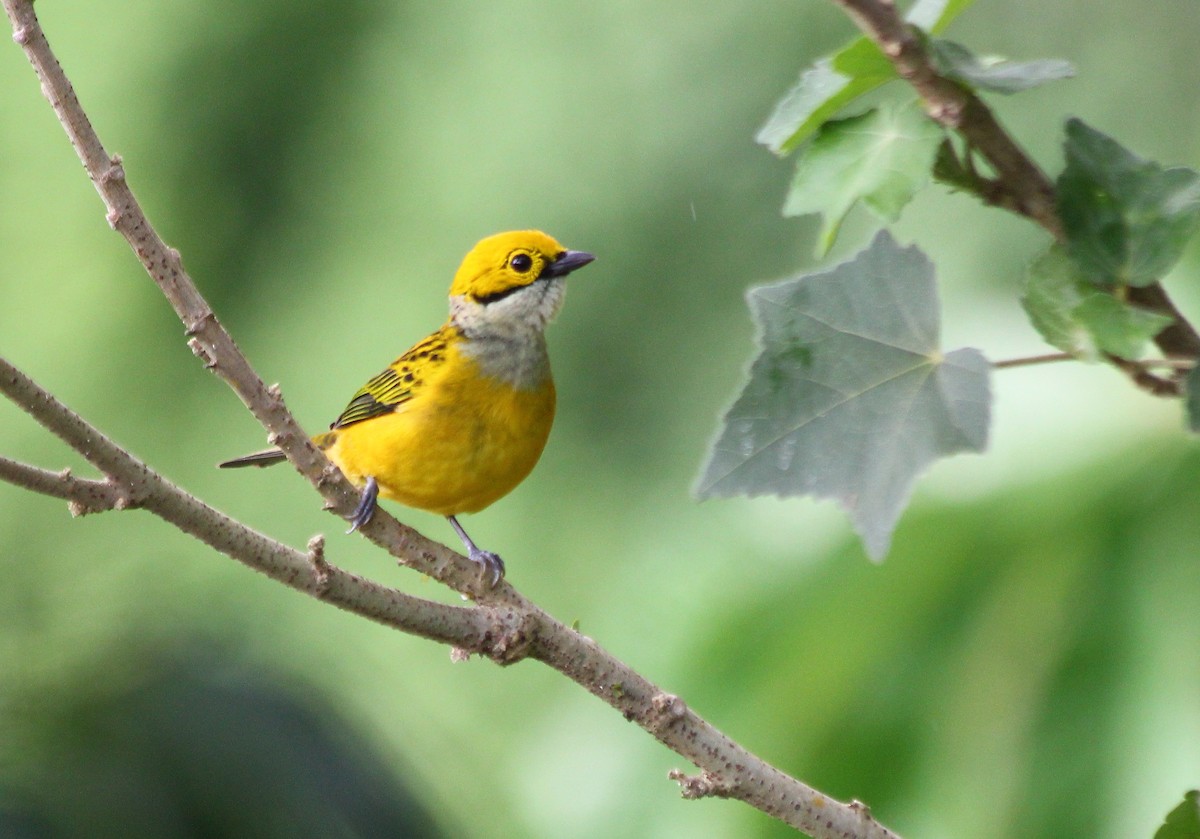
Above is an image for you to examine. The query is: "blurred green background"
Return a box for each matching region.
[2,1,1198,837]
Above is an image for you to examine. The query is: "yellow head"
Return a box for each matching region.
[448,230,594,337]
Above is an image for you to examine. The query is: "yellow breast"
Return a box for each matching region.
[321,338,556,517]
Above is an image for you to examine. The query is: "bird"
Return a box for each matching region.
[219,230,595,586]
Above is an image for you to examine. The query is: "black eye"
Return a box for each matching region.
[510,253,533,273]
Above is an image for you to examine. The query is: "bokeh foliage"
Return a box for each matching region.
[1,1,1198,837]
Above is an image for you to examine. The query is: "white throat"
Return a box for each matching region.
[449,279,565,389]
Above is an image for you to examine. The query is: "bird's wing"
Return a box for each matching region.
[329,328,450,429]
[330,367,412,427]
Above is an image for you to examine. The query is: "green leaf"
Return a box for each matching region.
[932,137,982,193]
[1058,119,1200,287]
[1071,295,1173,359]
[931,40,1074,93]
[907,0,976,32]
[757,0,975,156]
[1022,245,1173,359]
[695,230,991,560]
[1186,369,1200,434]
[757,40,895,156]
[1154,790,1200,839]
[784,101,944,256]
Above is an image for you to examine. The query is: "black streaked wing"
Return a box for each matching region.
[330,368,410,428]
[329,328,450,429]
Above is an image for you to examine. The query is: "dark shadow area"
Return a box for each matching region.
[4,646,445,839]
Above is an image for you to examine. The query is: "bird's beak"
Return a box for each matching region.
[542,249,595,278]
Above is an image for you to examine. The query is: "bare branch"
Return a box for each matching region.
[0,457,129,515]
[525,619,902,838]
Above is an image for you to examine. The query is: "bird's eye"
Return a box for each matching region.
[509,253,533,273]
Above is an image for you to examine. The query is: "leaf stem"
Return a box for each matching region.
[991,352,1192,397]
[993,352,1196,371]
[991,352,1075,369]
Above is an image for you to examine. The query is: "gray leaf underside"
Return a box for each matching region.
[698,231,991,559]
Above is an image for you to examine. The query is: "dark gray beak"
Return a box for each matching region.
[541,249,595,278]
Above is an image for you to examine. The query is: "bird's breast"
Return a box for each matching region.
[457,331,552,391]
[324,340,556,516]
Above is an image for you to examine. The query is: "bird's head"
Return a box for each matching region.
[448,230,594,337]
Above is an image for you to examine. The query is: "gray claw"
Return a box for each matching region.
[469,548,505,587]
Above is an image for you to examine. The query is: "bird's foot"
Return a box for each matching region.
[447,514,505,587]
[346,476,378,534]
[467,548,505,588]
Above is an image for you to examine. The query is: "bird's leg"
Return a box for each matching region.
[346,476,379,533]
[447,515,505,587]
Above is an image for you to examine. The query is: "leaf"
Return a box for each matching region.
[1071,296,1173,360]
[1022,245,1173,360]
[1154,791,1200,839]
[756,40,896,156]
[906,0,976,32]
[696,230,991,560]
[1186,369,1200,434]
[784,101,944,256]
[757,0,975,155]
[931,39,1074,94]
[1058,119,1200,287]
[931,137,982,193]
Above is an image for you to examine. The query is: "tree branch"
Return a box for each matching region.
[831,0,1200,367]
[1,359,899,839]
[0,456,130,515]
[0,355,512,648]
[2,1,902,836]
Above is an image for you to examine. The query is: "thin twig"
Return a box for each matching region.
[1137,358,1196,370]
[993,352,1196,373]
[992,352,1075,369]
[1105,355,1182,397]
[991,352,1190,396]
[1,2,902,836]
[0,456,129,515]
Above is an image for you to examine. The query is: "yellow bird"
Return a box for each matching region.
[220,230,595,585]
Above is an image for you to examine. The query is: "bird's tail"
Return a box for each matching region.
[218,448,287,469]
